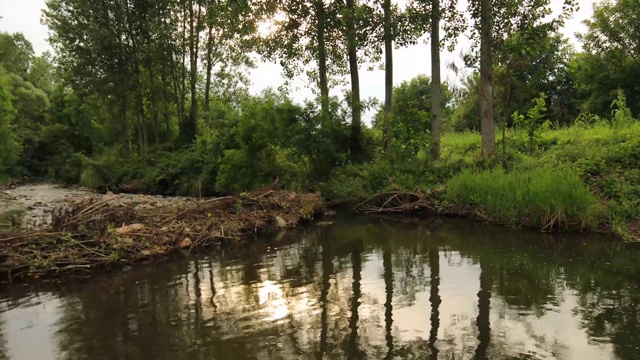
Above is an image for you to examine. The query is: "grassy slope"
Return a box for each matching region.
[327,122,640,239]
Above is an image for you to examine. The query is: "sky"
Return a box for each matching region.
[0,0,598,123]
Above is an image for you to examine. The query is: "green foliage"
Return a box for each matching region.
[448,73,481,132]
[512,92,551,154]
[610,90,635,129]
[574,0,640,118]
[446,166,596,229]
[0,72,21,180]
[373,75,453,159]
[76,90,354,195]
[0,33,33,77]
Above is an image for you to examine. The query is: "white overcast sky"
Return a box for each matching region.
[0,0,597,122]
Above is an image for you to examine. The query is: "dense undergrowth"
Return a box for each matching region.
[50,114,640,239]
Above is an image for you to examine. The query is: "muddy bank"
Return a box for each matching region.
[0,185,325,282]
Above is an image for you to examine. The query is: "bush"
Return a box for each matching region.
[446,166,598,229]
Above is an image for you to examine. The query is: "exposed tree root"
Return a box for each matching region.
[353,187,446,214]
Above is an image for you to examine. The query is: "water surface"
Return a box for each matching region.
[1,217,639,359]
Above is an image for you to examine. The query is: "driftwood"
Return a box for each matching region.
[354,186,446,214]
[0,188,325,281]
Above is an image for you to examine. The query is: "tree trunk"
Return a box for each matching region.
[315,0,330,125]
[431,0,442,160]
[204,24,214,126]
[480,0,496,156]
[383,0,393,152]
[119,96,130,155]
[132,56,147,152]
[502,67,513,168]
[178,4,187,126]
[346,0,362,160]
[160,61,172,142]
[181,1,201,144]
[148,61,160,145]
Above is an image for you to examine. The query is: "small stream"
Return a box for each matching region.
[1,216,639,359]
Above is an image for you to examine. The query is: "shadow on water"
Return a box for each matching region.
[1,216,640,359]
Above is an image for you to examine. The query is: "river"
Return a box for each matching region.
[0,216,638,359]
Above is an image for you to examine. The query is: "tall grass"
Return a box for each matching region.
[441,131,481,151]
[446,166,597,229]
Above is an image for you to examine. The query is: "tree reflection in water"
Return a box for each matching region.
[0,217,639,359]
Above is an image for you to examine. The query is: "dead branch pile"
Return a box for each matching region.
[353,187,446,214]
[0,189,325,281]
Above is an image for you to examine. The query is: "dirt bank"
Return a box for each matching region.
[0,184,326,282]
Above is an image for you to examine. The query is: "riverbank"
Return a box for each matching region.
[325,122,640,241]
[4,118,640,282]
[0,184,325,282]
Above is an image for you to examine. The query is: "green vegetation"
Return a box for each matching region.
[447,167,596,229]
[1,0,640,239]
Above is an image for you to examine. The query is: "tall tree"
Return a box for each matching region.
[430,0,442,159]
[316,0,331,123]
[180,0,203,144]
[466,0,577,156]
[202,0,256,126]
[407,0,461,157]
[382,0,393,151]
[345,0,363,159]
[259,0,345,124]
[479,0,495,156]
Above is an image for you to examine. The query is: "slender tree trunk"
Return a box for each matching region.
[383,0,393,152]
[120,96,130,155]
[177,3,187,134]
[204,24,215,127]
[502,67,513,168]
[175,1,186,139]
[430,0,442,160]
[181,1,201,143]
[346,0,362,160]
[149,66,160,145]
[132,56,147,152]
[315,0,330,125]
[160,60,172,142]
[480,0,496,156]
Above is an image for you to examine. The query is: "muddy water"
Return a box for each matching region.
[1,217,639,359]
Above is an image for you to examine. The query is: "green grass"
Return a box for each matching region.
[446,166,597,229]
[442,131,482,150]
